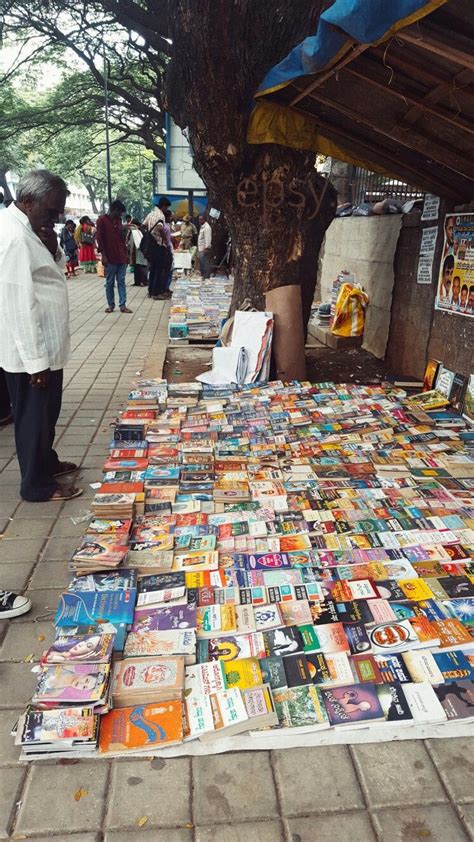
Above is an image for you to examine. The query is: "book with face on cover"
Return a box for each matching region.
[41,633,115,665]
[33,664,111,707]
[99,700,183,753]
[112,656,185,706]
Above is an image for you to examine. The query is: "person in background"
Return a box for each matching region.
[75,215,96,273]
[96,199,132,313]
[60,220,79,278]
[460,284,469,311]
[128,219,148,287]
[0,169,83,502]
[144,196,170,300]
[180,213,197,252]
[197,213,212,279]
[161,208,175,299]
[125,214,132,225]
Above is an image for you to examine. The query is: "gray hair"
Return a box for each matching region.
[16,169,69,202]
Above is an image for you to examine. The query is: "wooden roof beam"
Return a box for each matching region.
[400,27,474,72]
[344,65,474,136]
[297,88,474,182]
[289,42,369,106]
[307,114,467,199]
[369,47,474,105]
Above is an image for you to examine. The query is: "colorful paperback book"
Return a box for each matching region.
[55,591,135,628]
[123,629,196,661]
[376,683,413,725]
[16,707,97,747]
[33,664,110,706]
[201,633,266,662]
[273,685,329,730]
[99,701,183,752]
[321,683,385,726]
[433,680,474,721]
[131,604,196,633]
[112,657,185,703]
[196,605,237,638]
[223,657,263,689]
[41,633,115,665]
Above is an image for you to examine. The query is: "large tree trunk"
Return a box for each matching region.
[166,0,336,379]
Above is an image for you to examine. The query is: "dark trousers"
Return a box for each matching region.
[148,247,173,297]
[199,252,212,279]
[0,368,11,419]
[5,369,63,501]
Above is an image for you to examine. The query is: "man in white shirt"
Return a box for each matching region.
[197,214,212,279]
[0,170,83,502]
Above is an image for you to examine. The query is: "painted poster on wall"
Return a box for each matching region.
[435,213,474,318]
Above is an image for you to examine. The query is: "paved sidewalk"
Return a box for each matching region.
[0,274,473,842]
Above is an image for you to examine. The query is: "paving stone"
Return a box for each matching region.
[50,516,89,537]
[0,709,25,765]
[0,663,38,707]
[0,562,34,591]
[106,758,191,829]
[0,766,26,839]
[372,804,469,842]
[12,588,64,623]
[0,619,54,661]
[459,804,474,838]
[43,536,77,560]
[0,485,21,502]
[16,762,109,834]
[193,752,278,826]
[16,500,65,517]
[105,831,192,842]
[196,821,284,842]
[0,538,46,563]
[4,517,56,539]
[274,746,364,815]
[29,559,71,589]
[287,812,377,842]
[0,502,19,518]
[426,738,474,804]
[352,741,448,808]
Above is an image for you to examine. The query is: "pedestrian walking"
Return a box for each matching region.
[0,367,13,426]
[60,219,79,277]
[143,197,170,299]
[197,214,212,279]
[96,200,132,313]
[0,169,83,502]
[128,219,148,287]
[75,215,97,273]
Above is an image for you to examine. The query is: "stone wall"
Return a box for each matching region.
[317,216,402,359]
[386,208,474,379]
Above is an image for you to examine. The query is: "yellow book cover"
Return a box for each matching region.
[398,578,434,601]
[224,657,263,690]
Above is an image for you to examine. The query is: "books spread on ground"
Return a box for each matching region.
[169,274,233,341]
[15,372,474,758]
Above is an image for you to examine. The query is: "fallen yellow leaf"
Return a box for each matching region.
[74,788,88,801]
[23,654,34,663]
[37,634,45,642]
[137,816,149,827]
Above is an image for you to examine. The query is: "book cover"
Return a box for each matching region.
[206,633,266,662]
[259,656,287,690]
[321,683,384,725]
[223,657,263,689]
[263,626,304,656]
[351,653,383,685]
[18,707,96,745]
[123,629,196,660]
[33,664,110,705]
[131,605,196,633]
[372,653,412,683]
[41,633,114,665]
[306,652,354,687]
[185,661,227,697]
[274,685,329,729]
[367,620,420,654]
[55,591,135,628]
[112,657,185,701]
[99,701,183,752]
[283,653,312,687]
[432,650,474,682]
[376,683,413,724]
[433,681,474,721]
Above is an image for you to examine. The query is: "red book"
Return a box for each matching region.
[100,482,144,494]
[121,410,156,420]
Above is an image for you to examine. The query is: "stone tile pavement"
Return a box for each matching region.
[0,273,473,842]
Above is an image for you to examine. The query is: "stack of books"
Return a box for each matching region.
[13,369,474,758]
[169,275,233,341]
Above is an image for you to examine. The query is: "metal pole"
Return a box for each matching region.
[188,189,194,218]
[138,152,143,219]
[103,42,112,208]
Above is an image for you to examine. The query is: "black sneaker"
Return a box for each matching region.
[0,590,32,619]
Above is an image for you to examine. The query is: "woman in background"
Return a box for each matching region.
[60,220,79,278]
[75,215,97,273]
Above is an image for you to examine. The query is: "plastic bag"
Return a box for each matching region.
[331,283,369,337]
[352,202,374,217]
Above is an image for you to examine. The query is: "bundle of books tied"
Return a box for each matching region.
[13,372,474,759]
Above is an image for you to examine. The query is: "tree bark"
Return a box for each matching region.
[165,1,336,377]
